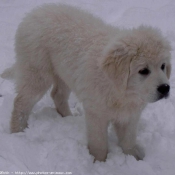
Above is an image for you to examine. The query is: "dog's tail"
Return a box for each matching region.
[1,64,16,80]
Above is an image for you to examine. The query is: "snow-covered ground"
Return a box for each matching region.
[0,0,175,174]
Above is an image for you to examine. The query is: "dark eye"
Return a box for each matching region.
[161,63,165,71]
[139,68,150,75]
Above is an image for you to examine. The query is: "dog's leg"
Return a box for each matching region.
[114,116,145,160]
[85,109,109,162]
[11,79,51,133]
[51,76,72,117]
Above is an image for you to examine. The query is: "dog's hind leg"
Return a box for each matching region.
[51,76,72,117]
[11,75,51,133]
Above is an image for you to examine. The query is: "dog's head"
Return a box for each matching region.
[100,26,171,103]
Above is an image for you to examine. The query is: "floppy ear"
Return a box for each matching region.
[166,63,171,79]
[99,41,133,95]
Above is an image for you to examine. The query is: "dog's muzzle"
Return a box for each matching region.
[157,84,170,100]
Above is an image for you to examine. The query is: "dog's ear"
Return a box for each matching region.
[166,63,171,79]
[99,41,133,95]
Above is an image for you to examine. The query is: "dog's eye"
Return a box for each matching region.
[138,68,150,75]
[161,63,165,71]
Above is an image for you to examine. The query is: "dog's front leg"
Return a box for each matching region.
[114,114,145,160]
[86,110,109,162]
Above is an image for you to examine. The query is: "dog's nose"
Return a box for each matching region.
[157,84,170,97]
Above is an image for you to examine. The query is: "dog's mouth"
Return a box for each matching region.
[157,92,170,101]
[150,91,170,103]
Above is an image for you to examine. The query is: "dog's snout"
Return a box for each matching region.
[157,84,170,97]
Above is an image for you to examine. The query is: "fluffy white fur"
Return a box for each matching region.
[1,4,171,161]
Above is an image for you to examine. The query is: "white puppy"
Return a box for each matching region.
[1,4,171,161]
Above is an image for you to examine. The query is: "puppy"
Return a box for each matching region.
[1,4,171,161]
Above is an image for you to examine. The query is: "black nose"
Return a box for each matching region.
[157,84,170,97]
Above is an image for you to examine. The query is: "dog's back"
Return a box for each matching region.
[14,4,112,92]
[8,4,114,133]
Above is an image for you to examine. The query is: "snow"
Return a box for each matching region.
[0,0,175,174]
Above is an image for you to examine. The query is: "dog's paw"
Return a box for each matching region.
[123,144,145,160]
